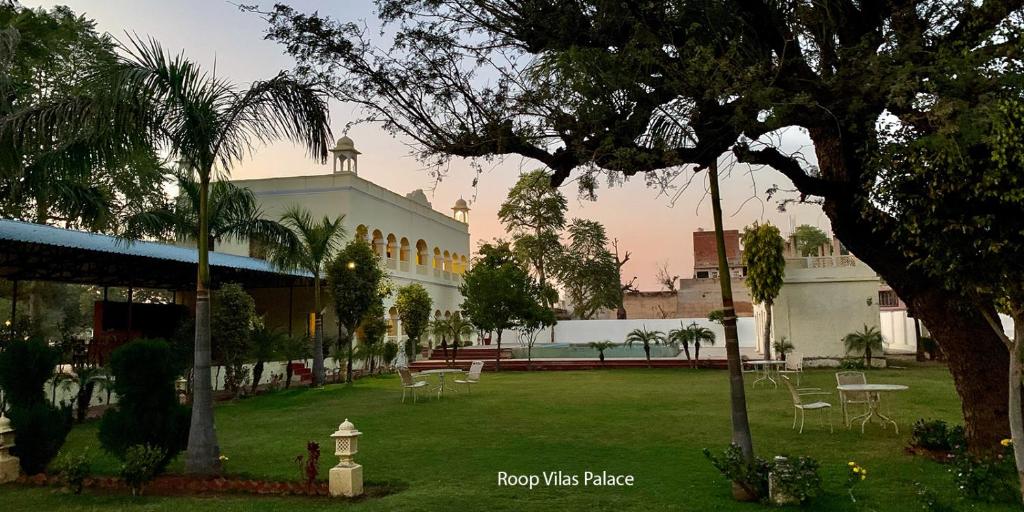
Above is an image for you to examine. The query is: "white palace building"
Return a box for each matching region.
[217,136,471,343]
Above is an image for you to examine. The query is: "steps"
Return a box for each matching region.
[288,362,313,383]
[424,347,512,361]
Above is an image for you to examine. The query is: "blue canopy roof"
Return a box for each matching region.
[0,219,311,289]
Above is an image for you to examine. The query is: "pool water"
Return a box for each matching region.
[509,343,681,359]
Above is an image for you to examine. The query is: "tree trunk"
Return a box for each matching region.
[345,328,354,383]
[312,277,325,387]
[285,359,293,389]
[495,330,502,371]
[683,343,691,362]
[694,342,701,368]
[186,171,221,476]
[819,182,1012,453]
[75,380,95,423]
[644,345,651,368]
[709,161,756,468]
[763,301,773,360]
[251,360,264,395]
[1008,333,1024,504]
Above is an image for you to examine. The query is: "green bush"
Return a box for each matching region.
[838,358,867,370]
[212,283,256,396]
[54,449,91,494]
[0,339,72,474]
[910,419,965,452]
[120,444,166,496]
[703,444,771,499]
[770,456,822,504]
[98,339,189,472]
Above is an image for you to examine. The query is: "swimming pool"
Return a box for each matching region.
[509,343,681,359]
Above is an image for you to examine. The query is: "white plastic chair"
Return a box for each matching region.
[782,375,833,433]
[454,361,484,393]
[836,371,870,426]
[398,367,428,403]
[778,353,804,386]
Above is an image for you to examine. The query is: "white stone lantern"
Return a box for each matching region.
[175,377,188,404]
[329,419,363,497]
[0,412,20,483]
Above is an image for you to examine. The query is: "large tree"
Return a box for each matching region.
[10,36,332,474]
[268,206,346,387]
[257,0,1024,449]
[460,240,533,371]
[394,283,433,363]
[326,239,390,382]
[0,4,166,230]
[498,170,566,312]
[558,219,621,319]
[742,223,786,360]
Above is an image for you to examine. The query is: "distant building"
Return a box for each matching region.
[598,228,753,319]
[754,235,884,366]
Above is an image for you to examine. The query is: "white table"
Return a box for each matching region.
[837,384,909,434]
[745,360,786,388]
[415,368,464,398]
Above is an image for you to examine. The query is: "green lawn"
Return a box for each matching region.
[0,364,1014,511]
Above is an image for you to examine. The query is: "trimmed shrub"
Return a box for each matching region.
[98,339,189,472]
[212,283,256,396]
[54,449,92,494]
[120,444,166,496]
[0,339,72,474]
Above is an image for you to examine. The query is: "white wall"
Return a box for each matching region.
[880,310,918,353]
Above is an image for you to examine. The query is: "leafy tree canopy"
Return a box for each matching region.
[742,223,786,305]
[558,218,620,319]
[792,225,829,257]
[327,238,391,333]
[395,282,433,342]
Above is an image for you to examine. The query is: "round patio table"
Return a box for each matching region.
[415,368,464,398]
[745,360,786,388]
[836,384,909,434]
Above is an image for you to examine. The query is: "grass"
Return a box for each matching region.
[0,364,1014,511]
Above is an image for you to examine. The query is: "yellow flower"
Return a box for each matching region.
[860,475,866,481]
[848,461,856,466]
[219,455,229,461]
[853,467,860,473]
[1001,438,1013,447]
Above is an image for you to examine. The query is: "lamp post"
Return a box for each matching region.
[329,419,363,497]
[0,412,20,483]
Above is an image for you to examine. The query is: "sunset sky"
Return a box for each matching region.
[28,0,833,289]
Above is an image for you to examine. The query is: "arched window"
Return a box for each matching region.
[451,252,460,273]
[355,225,368,243]
[400,237,410,262]
[433,247,441,269]
[443,250,451,272]
[386,233,397,259]
[460,255,468,274]
[371,230,384,257]
[416,240,428,265]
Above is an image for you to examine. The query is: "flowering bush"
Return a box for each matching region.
[846,461,867,502]
[949,439,1017,502]
[769,456,822,504]
[295,441,321,487]
[120,444,166,496]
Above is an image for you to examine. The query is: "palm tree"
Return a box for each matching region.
[772,337,795,362]
[123,172,293,249]
[446,314,475,366]
[685,323,716,366]
[429,317,450,363]
[248,322,286,395]
[667,322,693,362]
[843,325,885,367]
[587,341,617,364]
[18,37,332,474]
[267,206,346,387]
[624,327,664,367]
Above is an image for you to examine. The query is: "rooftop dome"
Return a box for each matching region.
[333,135,357,151]
[453,197,469,210]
